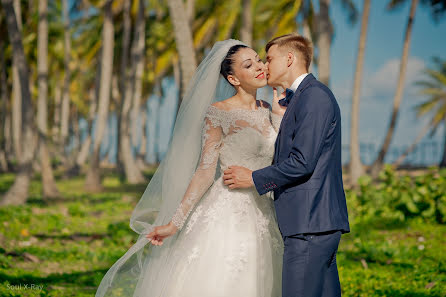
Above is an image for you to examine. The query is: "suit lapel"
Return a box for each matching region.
[273,74,316,164]
[277,74,316,132]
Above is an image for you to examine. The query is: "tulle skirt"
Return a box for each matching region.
[98,176,283,297]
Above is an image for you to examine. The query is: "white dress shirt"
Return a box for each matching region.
[289,73,309,92]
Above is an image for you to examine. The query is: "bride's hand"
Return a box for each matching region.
[146,221,178,246]
[272,87,287,115]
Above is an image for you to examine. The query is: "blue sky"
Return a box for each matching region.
[325,0,446,164]
[75,0,446,166]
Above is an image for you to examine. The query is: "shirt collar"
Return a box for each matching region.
[289,73,309,92]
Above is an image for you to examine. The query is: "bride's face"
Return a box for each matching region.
[227,48,267,89]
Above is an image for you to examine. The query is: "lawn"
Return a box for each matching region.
[0,170,444,296]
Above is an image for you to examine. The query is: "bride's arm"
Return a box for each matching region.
[171,116,222,229]
[146,113,223,245]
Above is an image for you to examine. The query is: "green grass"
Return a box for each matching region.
[0,170,445,296]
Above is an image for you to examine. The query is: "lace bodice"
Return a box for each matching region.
[171,103,283,229]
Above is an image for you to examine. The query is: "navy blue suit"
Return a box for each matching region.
[252,74,349,297]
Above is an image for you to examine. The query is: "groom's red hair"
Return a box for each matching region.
[266,33,313,72]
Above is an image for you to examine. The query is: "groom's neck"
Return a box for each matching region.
[280,69,307,90]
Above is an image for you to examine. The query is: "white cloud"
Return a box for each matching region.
[333,56,426,102]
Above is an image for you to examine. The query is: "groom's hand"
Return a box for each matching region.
[223,166,254,189]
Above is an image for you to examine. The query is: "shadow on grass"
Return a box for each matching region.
[33,232,107,241]
[26,194,123,206]
[102,183,148,195]
[0,268,107,288]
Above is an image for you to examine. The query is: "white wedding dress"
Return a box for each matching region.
[132,102,284,297]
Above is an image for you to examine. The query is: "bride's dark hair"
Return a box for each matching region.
[220,44,248,83]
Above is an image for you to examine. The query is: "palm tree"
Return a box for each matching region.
[370,0,446,176]
[85,0,114,192]
[241,0,253,45]
[37,0,60,198]
[370,0,418,176]
[316,0,358,86]
[11,0,22,161]
[299,0,315,73]
[60,0,71,159]
[119,0,146,184]
[0,0,37,206]
[0,39,8,172]
[349,0,371,185]
[167,0,197,101]
[412,57,446,167]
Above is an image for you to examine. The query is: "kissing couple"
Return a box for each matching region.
[96,33,350,297]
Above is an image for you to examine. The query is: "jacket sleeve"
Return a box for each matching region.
[252,87,334,195]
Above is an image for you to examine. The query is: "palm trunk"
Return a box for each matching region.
[349,0,370,185]
[116,0,131,177]
[136,106,148,171]
[11,0,22,161]
[85,0,114,192]
[1,0,37,206]
[186,0,195,25]
[394,123,430,168]
[317,0,332,86]
[60,0,71,159]
[241,0,253,46]
[167,0,197,103]
[302,19,313,73]
[52,82,61,144]
[37,0,59,198]
[370,0,419,177]
[0,41,8,172]
[119,0,146,184]
[440,118,446,168]
[76,89,96,169]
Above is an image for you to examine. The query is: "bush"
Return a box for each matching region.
[347,166,446,225]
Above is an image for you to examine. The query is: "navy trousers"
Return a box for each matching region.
[282,230,342,297]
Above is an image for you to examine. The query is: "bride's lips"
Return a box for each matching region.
[256,72,265,79]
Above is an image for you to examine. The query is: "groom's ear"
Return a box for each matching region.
[287,52,295,67]
[227,74,240,86]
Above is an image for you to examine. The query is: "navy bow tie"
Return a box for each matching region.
[278,88,295,107]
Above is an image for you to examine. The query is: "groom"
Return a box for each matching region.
[223,33,350,297]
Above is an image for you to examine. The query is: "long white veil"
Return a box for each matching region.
[95,39,245,297]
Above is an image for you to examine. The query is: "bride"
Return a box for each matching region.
[96,39,286,297]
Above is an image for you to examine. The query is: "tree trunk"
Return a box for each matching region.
[0,41,9,172]
[136,105,148,171]
[302,19,313,73]
[60,0,71,159]
[116,0,131,178]
[440,118,446,168]
[118,0,146,184]
[85,0,114,192]
[186,0,195,25]
[1,0,37,206]
[37,0,60,198]
[167,0,197,103]
[76,89,96,169]
[370,0,419,177]
[241,0,253,46]
[11,0,22,161]
[317,0,332,86]
[393,123,430,168]
[349,0,370,185]
[52,82,61,144]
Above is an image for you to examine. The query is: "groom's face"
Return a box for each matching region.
[265,45,288,87]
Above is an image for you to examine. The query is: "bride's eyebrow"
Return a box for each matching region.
[242,55,260,63]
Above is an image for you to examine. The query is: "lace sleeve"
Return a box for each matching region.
[170,108,223,230]
[270,111,283,132]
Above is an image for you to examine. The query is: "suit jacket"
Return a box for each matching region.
[252,74,350,236]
